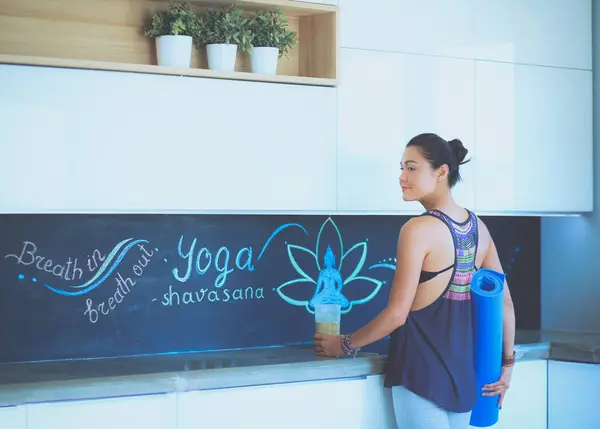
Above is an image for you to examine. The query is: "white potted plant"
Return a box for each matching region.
[144,3,199,69]
[247,9,297,75]
[195,6,252,72]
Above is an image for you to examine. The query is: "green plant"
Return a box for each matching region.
[248,9,297,58]
[195,6,253,52]
[144,2,199,38]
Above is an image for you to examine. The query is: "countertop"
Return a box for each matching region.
[0,329,598,407]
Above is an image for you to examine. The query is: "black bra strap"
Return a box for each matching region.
[432,263,454,275]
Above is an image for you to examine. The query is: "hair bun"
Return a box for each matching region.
[448,139,469,165]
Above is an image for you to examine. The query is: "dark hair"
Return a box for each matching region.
[406,133,470,188]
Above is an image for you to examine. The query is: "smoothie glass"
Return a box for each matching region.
[314,304,341,335]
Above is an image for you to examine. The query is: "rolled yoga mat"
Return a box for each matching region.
[469,268,506,428]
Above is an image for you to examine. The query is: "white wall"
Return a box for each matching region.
[541,0,600,333]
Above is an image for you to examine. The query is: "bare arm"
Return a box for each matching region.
[481,232,516,357]
[347,218,428,349]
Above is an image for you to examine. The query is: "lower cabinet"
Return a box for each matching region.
[177,377,368,429]
[359,361,548,429]
[548,360,599,429]
[12,359,600,429]
[0,405,26,429]
[24,393,177,429]
[475,360,547,429]
[362,375,397,429]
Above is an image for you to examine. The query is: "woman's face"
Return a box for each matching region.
[399,146,442,202]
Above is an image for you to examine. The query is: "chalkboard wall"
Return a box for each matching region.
[0,214,540,363]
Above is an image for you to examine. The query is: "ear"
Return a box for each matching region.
[437,164,450,183]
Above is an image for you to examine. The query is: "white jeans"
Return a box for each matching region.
[392,385,472,429]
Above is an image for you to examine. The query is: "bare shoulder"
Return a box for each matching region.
[474,215,493,261]
[401,215,439,234]
[398,215,445,246]
[474,215,489,238]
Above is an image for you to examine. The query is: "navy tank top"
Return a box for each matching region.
[384,209,479,413]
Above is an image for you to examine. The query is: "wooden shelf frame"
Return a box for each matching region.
[0,0,338,87]
[0,54,336,86]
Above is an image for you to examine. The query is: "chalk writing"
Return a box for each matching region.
[4,238,157,324]
[161,284,264,306]
[5,241,83,281]
[87,249,106,272]
[132,244,154,276]
[84,273,136,323]
[4,218,394,326]
[172,235,255,287]
[84,244,157,323]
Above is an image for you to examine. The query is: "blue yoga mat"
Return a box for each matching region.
[469,268,506,428]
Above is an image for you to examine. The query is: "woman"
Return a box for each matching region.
[313,133,516,429]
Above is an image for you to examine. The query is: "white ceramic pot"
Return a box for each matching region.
[206,44,238,72]
[156,35,193,68]
[250,46,279,75]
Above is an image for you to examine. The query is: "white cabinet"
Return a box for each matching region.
[340,0,592,71]
[474,61,593,213]
[548,361,600,429]
[178,378,367,429]
[26,393,177,429]
[339,0,475,59]
[0,406,26,429]
[0,65,337,213]
[362,375,397,429]
[337,48,476,213]
[474,360,547,429]
[474,0,592,70]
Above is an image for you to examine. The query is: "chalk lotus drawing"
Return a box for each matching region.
[275,217,387,314]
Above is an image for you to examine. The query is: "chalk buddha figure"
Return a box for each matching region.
[309,245,349,310]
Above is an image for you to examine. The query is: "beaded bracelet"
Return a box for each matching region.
[341,334,361,358]
[502,351,516,367]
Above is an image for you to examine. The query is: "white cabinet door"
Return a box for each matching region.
[0,65,337,213]
[26,393,177,429]
[474,0,592,70]
[338,49,476,213]
[0,406,26,429]
[178,378,367,429]
[362,375,397,429]
[548,361,600,429]
[339,0,475,58]
[473,360,547,429]
[475,61,593,213]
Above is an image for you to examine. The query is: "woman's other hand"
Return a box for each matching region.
[313,333,343,357]
[482,366,513,407]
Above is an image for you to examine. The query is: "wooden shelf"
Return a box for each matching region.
[0,54,336,86]
[174,0,337,16]
[0,0,338,86]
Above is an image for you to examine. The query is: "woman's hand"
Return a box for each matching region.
[482,366,513,407]
[313,333,344,357]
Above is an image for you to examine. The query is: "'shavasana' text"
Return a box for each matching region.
[161,284,264,306]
